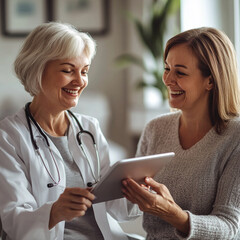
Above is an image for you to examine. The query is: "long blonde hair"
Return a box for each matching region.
[164,27,240,133]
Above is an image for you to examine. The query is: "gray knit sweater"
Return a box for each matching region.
[136,111,240,240]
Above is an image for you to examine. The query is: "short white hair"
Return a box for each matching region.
[14,22,96,96]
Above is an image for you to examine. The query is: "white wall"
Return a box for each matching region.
[181,0,235,40]
[181,0,224,32]
[180,0,239,73]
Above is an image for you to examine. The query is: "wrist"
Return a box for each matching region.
[49,202,60,229]
[164,202,190,235]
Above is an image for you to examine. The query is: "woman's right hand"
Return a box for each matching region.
[49,187,95,229]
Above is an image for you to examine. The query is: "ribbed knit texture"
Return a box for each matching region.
[136,111,240,240]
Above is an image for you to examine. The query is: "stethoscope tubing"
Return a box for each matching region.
[25,102,61,187]
[68,109,101,184]
[25,102,100,188]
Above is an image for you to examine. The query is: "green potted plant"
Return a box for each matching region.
[116,0,180,101]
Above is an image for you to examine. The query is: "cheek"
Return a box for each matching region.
[162,73,167,85]
[175,79,186,89]
[83,77,88,87]
[57,76,72,88]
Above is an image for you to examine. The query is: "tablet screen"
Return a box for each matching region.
[92,152,175,204]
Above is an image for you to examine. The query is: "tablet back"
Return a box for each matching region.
[92,152,175,204]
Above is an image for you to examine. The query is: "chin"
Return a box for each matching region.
[169,100,177,108]
[62,100,79,110]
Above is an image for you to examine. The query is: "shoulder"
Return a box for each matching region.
[223,117,240,137]
[145,110,180,132]
[0,108,27,135]
[228,116,240,129]
[136,111,180,156]
[0,108,30,153]
[214,117,240,155]
[139,110,180,144]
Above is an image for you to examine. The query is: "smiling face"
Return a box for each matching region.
[37,52,90,112]
[163,43,213,114]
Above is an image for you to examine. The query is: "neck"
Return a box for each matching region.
[179,109,213,149]
[29,99,69,137]
[180,112,212,133]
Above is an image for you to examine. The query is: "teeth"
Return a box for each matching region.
[63,88,78,94]
[171,91,184,95]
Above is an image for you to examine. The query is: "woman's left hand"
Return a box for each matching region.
[122,177,189,234]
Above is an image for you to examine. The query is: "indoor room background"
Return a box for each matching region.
[0,0,239,237]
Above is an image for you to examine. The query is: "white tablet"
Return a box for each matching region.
[92,152,175,204]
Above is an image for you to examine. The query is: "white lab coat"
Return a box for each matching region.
[0,108,141,240]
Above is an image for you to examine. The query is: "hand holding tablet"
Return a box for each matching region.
[92,152,175,203]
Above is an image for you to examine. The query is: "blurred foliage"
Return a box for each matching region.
[116,0,180,100]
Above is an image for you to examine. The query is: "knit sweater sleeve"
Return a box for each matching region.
[175,145,240,240]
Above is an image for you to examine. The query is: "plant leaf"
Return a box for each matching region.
[115,54,145,70]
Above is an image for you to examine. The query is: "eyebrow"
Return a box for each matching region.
[60,63,90,68]
[60,62,74,67]
[175,64,188,69]
[164,62,188,69]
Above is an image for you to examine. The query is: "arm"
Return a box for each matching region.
[0,132,55,240]
[0,126,96,239]
[182,149,240,239]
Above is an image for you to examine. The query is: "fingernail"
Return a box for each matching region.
[122,180,127,186]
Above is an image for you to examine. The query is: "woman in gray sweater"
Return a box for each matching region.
[122,27,240,239]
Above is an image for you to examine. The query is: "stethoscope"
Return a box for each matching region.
[25,102,101,188]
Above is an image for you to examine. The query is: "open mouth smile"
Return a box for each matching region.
[170,90,185,95]
[62,88,79,95]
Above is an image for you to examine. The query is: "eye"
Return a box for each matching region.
[61,70,72,73]
[82,69,89,76]
[176,71,186,76]
[164,67,170,72]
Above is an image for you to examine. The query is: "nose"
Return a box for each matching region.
[163,70,176,86]
[74,72,86,87]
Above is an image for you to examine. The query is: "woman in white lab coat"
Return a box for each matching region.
[0,22,141,240]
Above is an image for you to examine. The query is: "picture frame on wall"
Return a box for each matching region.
[48,0,109,36]
[0,0,49,37]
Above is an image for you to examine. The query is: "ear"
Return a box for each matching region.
[206,76,213,91]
